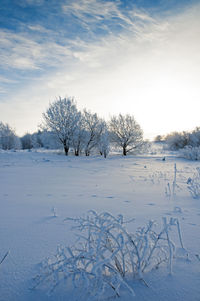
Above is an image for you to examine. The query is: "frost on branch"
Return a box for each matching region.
[34,211,185,299]
[187,167,200,199]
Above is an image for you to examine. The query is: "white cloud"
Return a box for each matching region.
[0,29,75,71]
[1,1,200,138]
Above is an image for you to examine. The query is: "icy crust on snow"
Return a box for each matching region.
[0,150,200,300]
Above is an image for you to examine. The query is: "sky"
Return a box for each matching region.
[0,0,200,139]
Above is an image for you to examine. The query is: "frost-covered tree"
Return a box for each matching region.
[20,133,33,149]
[188,127,200,147]
[97,121,110,158]
[82,110,104,156]
[109,114,143,156]
[0,121,21,150]
[31,131,44,148]
[40,130,62,149]
[154,135,164,142]
[164,128,200,151]
[42,97,79,155]
[165,131,189,150]
[71,112,86,156]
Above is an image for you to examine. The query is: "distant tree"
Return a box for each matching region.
[165,131,189,150]
[188,127,200,147]
[21,133,33,149]
[0,121,21,150]
[97,121,110,158]
[82,110,104,156]
[109,114,143,156]
[40,130,62,149]
[42,97,79,155]
[71,112,86,156]
[31,130,44,148]
[154,135,164,142]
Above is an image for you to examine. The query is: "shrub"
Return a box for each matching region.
[34,211,185,299]
[180,146,200,161]
[165,131,189,150]
[187,167,200,199]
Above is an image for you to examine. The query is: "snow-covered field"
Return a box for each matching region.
[0,149,200,301]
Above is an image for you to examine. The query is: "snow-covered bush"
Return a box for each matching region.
[165,131,189,150]
[187,167,200,199]
[165,127,200,151]
[34,211,185,299]
[188,127,200,147]
[180,146,200,161]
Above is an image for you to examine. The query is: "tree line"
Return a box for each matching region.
[0,97,144,157]
[155,128,200,150]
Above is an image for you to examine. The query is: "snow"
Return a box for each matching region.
[0,149,200,300]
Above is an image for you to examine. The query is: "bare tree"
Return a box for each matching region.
[97,121,110,158]
[42,97,79,155]
[109,114,143,156]
[82,110,104,156]
[71,113,86,156]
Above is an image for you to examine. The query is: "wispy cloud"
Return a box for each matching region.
[0,0,199,137]
[0,0,157,92]
[62,0,155,36]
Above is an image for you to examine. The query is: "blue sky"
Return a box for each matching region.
[0,0,200,138]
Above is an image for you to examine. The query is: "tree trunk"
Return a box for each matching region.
[85,149,90,156]
[123,146,127,156]
[63,143,69,156]
[75,149,79,156]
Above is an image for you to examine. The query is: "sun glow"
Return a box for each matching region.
[0,1,199,139]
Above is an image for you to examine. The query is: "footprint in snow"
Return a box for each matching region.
[106,196,114,199]
[147,203,155,206]
[173,206,182,213]
[42,158,50,162]
[91,194,97,198]
[124,200,131,203]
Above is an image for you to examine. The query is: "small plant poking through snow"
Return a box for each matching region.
[187,167,200,199]
[0,251,9,266]
[34,211,185,299]
[51,207,57,217]
[165,163,180,199]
